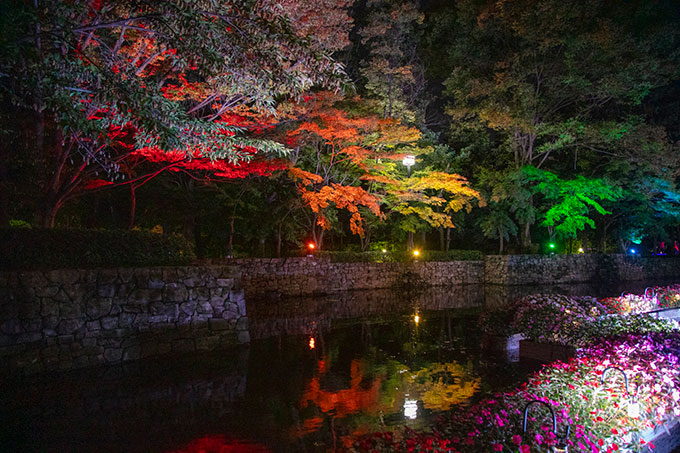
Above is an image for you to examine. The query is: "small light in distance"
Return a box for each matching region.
[309,337,315,349]
[578,247,584,254]
[413,250,420,257]
[630,248,636,255]
[414,314,420,324]
[308,243,315,250]
[382,249,387,253]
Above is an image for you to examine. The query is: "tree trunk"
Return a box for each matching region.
[128,184,137,229]
[227,216,235,257]
[498,227,504,254]
[276,223,282,258]
[407,231,414,250]
[42,198,60,228]
[0,138,9,226]
[317,229,324,250]
[522,222,532,251]
[445,227,452,251]
[183,214,195,241]
[360,227,372,252]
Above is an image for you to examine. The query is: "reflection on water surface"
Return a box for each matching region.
[1,282,666,452]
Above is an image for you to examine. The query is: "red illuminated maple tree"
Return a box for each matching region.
[3,0,349,226]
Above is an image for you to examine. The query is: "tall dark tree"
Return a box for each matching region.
[438,0,680,249]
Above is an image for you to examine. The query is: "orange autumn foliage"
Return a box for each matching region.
[298,359,384,426]
[286,92,423,237]
[301,184,382,234]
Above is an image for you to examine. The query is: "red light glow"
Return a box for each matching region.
[308,243,316,250]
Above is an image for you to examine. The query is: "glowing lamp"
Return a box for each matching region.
[307,243,315,250]
[578,247,584,254]
[414,314,420,324]
[402,155,416,167]
[402,155,416,177]
[382,249,387,253]
[403,398,418,420]
[549,243,556,249]
[309,337,315,350]
[629,248,636,255]
[413,250,420,257]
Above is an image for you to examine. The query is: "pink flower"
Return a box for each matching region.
[520,445,531,453]
[534,433,544,445]
[493,443,503,451]
[512,435,522,445]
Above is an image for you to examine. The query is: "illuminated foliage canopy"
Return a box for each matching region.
[2,0,679,256]
[2,0,347,156]
[0,0,348,225]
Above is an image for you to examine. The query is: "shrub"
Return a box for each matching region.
[574,314,678,347]
[0,228,196,270]
[481,294,611,343]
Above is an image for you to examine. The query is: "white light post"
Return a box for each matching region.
[402,155,415,177]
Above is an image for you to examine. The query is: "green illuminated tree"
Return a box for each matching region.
[523,166,622,241]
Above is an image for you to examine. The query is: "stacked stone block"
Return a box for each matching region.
[0,266,247,376]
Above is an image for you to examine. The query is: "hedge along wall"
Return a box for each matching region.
[0,266,248,376]
[225,254,680,298]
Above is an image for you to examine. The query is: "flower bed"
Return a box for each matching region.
[600,285,680,315]
[481,294,611,345]
[481,286,680,348]
[345,333,680,452]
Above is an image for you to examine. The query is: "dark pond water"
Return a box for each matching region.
[1,281,675,453]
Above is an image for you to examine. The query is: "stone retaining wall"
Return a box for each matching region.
[226,255,680,298]
[484,254,680,285]
[0,266,248,376]
[229,257,485,297]
[1,255,678,374]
